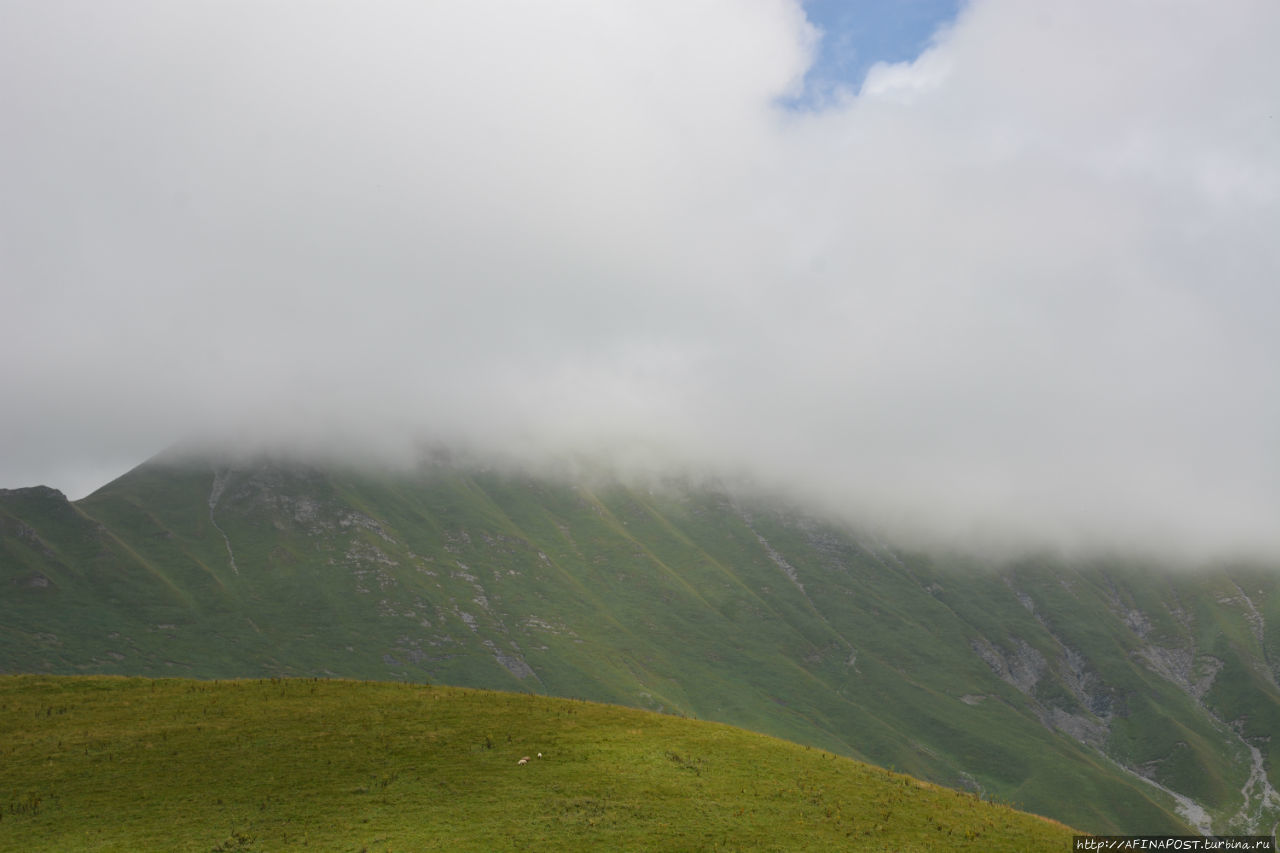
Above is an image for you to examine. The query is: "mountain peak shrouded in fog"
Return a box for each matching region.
[7,448,1280,832]
[3,1,1278,559]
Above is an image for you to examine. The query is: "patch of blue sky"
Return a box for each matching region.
[789,0,962,107]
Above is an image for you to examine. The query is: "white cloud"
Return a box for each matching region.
[2,0,1278,559]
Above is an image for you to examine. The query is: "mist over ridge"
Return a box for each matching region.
[137,423,1276,569]
[4,0,1278,562]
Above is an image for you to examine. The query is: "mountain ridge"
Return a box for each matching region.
[3,448,1279,834]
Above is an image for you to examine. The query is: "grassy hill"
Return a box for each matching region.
[3,450,1279,835]
[0,675,1075,852]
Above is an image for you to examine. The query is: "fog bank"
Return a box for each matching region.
[3,0,1278,560]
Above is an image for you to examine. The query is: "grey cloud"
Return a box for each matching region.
[2,0,1278,560]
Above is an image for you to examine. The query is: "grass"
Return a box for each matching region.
[0,675,1075,852]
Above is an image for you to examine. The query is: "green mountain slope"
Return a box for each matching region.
[3,451,1279,834]
[0,675,1076,852]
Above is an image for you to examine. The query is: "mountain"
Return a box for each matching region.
[3,449,1279,835]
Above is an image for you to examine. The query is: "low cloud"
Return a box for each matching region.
[3,0,1278,560]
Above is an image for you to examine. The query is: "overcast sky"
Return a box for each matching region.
[3,1,1278,560]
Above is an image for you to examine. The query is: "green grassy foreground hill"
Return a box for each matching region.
[3,450,1280,834]
[0,675,1075,852]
